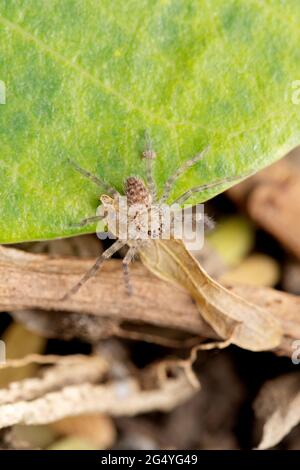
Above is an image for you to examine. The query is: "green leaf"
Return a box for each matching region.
[0,0,300,243]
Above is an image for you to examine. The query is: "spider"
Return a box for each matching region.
[62,134,244,300]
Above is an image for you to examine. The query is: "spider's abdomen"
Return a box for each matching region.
[125,177,151,206]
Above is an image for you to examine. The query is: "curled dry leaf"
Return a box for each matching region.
[254,373,300,449]
[140,239,282,351]
[226,284,300,356]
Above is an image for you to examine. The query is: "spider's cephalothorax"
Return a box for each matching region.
[63,137,246,299]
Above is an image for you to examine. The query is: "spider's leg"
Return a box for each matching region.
[67,158,117,196]
[142,130,157,202]
[172,173,250,206]
[122,245,138,296]
[61,239,125,301]
[160,146,210,204]
[71,214,105,228]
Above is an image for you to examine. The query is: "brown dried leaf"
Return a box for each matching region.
[226,284,300,356]
[140,239,282,351]
[254,373,300,449]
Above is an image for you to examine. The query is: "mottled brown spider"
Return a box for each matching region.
[62,134,242,299]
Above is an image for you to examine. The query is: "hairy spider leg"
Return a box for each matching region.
[160,146,210,204]
[67,158,118,197]
[61,239,126,300]
[142,130,157,202]
[122,245,138,296]
[172,173,250,206]
[71,214,106,228]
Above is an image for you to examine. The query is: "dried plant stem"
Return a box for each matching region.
[0,354,107,371]
[0,356,108,405]
[0,246,212,337]
[0,246,299,355]
[0,371,196,428]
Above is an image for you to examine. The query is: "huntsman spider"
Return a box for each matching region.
[62,134,244,299]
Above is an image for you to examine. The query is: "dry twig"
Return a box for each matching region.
[0,246,299,355]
